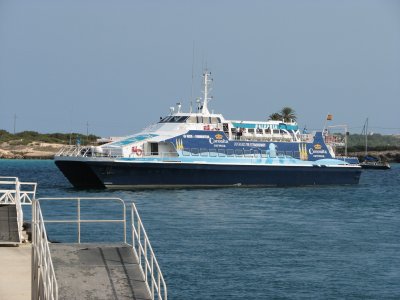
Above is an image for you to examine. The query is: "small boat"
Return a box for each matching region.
[359,118,391,170]
[54,71,361,189]
[360,155,391,170]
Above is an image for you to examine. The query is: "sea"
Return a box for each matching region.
[1,159,399,299]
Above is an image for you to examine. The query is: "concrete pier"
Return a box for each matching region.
[0,244,31,300]
[49,243,152,300]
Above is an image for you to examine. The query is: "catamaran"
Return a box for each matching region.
[55,71,361,189]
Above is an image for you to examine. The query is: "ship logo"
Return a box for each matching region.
[314,144,322,150]
[176,139,184,150]
[299,143,309,160]
[215,134,223,140]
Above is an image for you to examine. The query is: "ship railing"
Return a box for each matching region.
[56,145,123,158]
[300,134,314,142]
[55,145,89,157]
[0,176,37,243]
[131,202,167,300]
[232,133,296,142]
[324,135,345,147]
[32,197,167,300]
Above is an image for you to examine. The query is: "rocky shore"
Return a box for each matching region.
[0,142,65,159]
[347,150,400,163]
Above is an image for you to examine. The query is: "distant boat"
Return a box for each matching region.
[359,118,391,170]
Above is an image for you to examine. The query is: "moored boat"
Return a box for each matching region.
[55,71,361,189]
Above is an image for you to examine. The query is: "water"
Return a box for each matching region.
[1,159,400,299]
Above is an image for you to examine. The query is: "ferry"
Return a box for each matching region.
[55,71,361,189]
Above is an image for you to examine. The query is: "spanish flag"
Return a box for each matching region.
[326,114,333,121]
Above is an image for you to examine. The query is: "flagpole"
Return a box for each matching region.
[323,113,332,134]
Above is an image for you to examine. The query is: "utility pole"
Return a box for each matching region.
[13,114,17,134]
[86,121,89,145]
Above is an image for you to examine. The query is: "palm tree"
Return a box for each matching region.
[268,112,282,121]
[280,107,296,122]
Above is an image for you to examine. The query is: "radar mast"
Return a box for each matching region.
[201,71,213,115]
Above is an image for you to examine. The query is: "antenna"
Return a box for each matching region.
[86,121,89,145]
[13,113,17,134]
[190,41,195,105]
[176,102,182,113]
[196,98,201,112]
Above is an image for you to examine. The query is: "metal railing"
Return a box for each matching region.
[31,197,167,300]
[36,197,127,244]
[32,200,58,300]
[131,203,167,300]
[0,176,37,205]
[0,176,37,243]
[56,145,123,158]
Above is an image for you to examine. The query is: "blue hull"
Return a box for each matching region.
[82,161,361,188]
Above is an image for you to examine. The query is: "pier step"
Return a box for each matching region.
[0,204,20,243]
[49,243,152,300]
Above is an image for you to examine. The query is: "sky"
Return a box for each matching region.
[1,0,399,137]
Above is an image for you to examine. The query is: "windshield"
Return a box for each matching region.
[159,116,189,123]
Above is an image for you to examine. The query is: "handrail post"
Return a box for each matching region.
[77,198,81,243]
[123,204,126,244]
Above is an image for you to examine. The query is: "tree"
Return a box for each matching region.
[280,107,296,122]
[268,112,282,121]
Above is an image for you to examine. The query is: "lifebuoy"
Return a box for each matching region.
[131,146,143,156]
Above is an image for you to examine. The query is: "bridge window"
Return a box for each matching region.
[159,116,189,123]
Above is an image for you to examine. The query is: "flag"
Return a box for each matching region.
[326,114,333,121]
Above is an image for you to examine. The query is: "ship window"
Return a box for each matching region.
[252,149,260,155]
[182,149,191,156]
[277,151,285,157]
[248,129,255,134]
[159,116,189,123]
[261,150,267,158]
[244,149,252,157]
[191,148,199,156]
[211,117,221,124]
[265,128,271,134]
[235,149,243,156]
[218,149,226,157]
[293,151,300,159]
[256,128,263,134]
[187,116,197,123]
[226,149,234,156]
[209,150,218,157]
[159,116,172,123]
[285,151,293,157]
[200,148,208,157]
[273,129,280,134]
[203,117,211,124]
[150,143,159,156]
[231,128,237,133]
